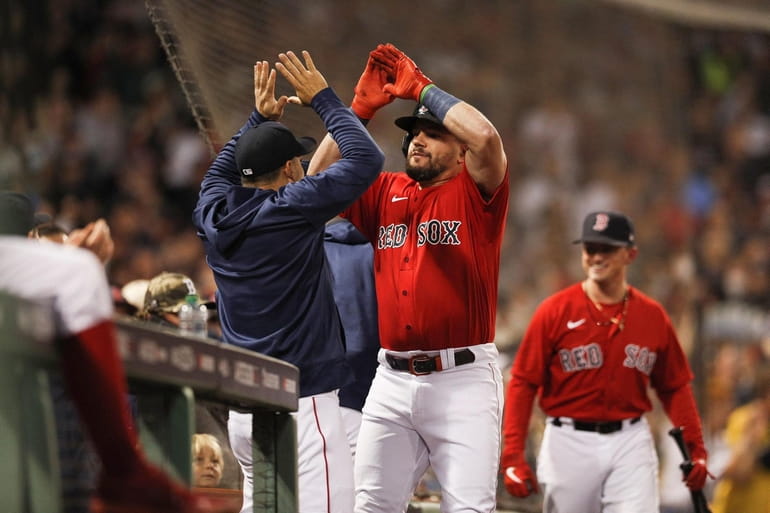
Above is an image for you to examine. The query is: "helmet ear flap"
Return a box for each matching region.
[401,133,413,157]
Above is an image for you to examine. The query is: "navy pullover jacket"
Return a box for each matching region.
[324,218,380,411]
[193,88,384,397]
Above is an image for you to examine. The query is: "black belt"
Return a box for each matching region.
[385,348,476,376]
[551,416,641,434]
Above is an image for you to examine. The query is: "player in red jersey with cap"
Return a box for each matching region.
[501,211,711,512]
[310,43,509,512]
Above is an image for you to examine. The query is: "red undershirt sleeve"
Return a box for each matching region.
[501,374,539,468]
[657,383,707,461]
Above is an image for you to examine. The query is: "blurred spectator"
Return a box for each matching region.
[28,212,115,264]
[711,365,770,513]
[191,434,224,489]
[136,271,215,334]
[135,270,239,490]
[137,271,197,326]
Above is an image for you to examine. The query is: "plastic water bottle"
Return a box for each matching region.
[178,294,208,337]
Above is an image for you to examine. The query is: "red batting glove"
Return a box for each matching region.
[351,47,395,119]
[683,458,712,491]
[503,464,540,498]
[368,43,400,76]
[379,44,433,102]
[684,445,713,490]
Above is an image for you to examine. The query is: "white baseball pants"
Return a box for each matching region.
[229,390,354,513]
[354,343,503,513]
[537,416,659,513]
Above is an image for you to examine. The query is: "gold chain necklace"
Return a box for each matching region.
[582,282,629,333]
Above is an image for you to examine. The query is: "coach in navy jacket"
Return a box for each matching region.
[192,54,383,513]
[194,84,382,398]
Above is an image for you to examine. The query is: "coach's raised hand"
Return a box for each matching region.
[253,60,289,120]
[350,44,396,120]
[379,43,433,102]
[276,50,329,106]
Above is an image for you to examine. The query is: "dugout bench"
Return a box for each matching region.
[0,292,299,513]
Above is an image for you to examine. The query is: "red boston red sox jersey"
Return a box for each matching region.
[343,166,509,351]
[513,282,693,420]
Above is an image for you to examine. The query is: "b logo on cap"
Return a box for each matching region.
[592,213,609,232]
[242,168,253,176]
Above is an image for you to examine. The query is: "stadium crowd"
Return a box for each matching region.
[2,0,768,510]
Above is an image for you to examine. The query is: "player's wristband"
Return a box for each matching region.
[418,84,435,104]
[420,85,460,121]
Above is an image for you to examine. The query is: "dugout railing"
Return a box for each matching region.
[0,292,299,513]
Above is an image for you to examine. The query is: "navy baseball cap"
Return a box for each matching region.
[235,121,316,178]
[0,191,35,236]
[573,211,635,247]
[394,103,443,132]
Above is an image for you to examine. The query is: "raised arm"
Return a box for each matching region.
[276,51,384,217]
[196,62,280,206]
[380,43,507,197]
[433,99,507,196]
[195,59,291,235]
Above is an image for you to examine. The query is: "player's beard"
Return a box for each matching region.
[405,158,444,182]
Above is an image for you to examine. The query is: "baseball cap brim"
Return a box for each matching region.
[572,236,630,247]
[294,137,317,156]
[394,106,443,132]
[121,279,150,310]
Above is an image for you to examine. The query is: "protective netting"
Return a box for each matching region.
[145,0,303,153]
[143,0,686,166]
[145,0,770,158]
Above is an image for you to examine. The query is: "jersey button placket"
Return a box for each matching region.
[400,200,417,336]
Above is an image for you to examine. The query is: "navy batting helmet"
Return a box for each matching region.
[395,103,442,157]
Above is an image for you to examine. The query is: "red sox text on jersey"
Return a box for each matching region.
[558,343,656,375]
[377,220,462,249]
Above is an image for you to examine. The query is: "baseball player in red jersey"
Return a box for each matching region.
[310,43,509,512]
[501,211,711,512]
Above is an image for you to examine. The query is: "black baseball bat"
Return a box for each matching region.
[668,426,712,513]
